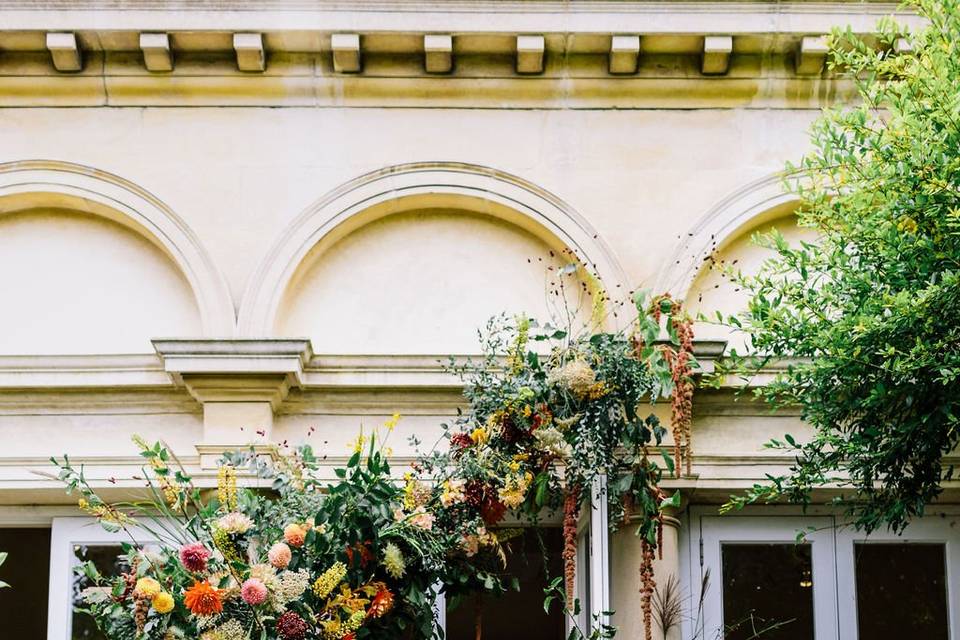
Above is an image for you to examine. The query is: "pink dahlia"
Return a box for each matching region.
[179,542,210,573]
[241,578,269,605]
[268,542,292,569]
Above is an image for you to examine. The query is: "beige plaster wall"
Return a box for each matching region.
[278,208,575,353]
[0,106,818,335]
[0,208,201,354]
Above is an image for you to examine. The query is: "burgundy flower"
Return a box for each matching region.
[276,611,308,640]
[450,432,473,452]
[464,479,485,508]
[178,542,210,573]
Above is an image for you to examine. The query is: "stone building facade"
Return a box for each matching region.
[0,1,954,639]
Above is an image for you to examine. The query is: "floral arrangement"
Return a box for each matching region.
[54,419,450,640]
[415,289,696,640]
[52,272,696,640]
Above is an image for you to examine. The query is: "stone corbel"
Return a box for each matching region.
[152,339,313,467]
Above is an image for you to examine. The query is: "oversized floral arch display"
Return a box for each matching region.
[53,272,696,640]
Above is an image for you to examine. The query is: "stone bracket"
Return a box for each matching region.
[152,338,313,407]
[152,339,314,467]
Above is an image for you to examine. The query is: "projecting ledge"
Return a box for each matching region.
[152,338,314,406]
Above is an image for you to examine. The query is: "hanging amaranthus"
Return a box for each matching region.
[639,539,656,640]
[650,294,695,478]
[562,485,581,611]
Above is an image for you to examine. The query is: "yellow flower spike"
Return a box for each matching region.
[312,561,348,600]
[216,464,237,512]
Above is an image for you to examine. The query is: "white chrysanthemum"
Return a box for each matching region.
[216,512,253,534]
[382,542,406,578]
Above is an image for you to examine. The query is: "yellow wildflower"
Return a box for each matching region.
[470,426,489,446]
[384,413,401,431]
[348,433,366,454]
[498,472,533,509]
[897,216,918,234]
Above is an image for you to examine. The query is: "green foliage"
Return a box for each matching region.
[0,551,9,589]
[718,0,960,533]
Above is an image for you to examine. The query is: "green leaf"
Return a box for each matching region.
[660,491,681,510]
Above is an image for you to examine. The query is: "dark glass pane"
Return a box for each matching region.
[855,543,948,640]
[0,528,51,637]
[72,544,129,640]
[721,543,814,640]
[446,528,564,640]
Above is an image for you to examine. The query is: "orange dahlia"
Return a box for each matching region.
[366,584,394,619]
[183,580,223,615]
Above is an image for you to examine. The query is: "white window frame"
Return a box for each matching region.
[47,517,155,640]
[836,515,960,639]
[572,475,610,635]
[692,511,840,640]
[689,508,960,640]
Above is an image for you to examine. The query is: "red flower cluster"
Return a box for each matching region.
[276,611,308,640]
[345,541,374,568]
[449,432,474,454]
[464,479,507,525]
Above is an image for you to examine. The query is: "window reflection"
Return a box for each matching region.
[445,528,564,640]
[854,543,948,639]
[0,528,51,637]
[721,543,814,640]
[72,544,129,640]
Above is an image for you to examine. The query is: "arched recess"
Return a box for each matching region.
[0,160,235,338]
[654,171,802,301]
[238,162,629,338]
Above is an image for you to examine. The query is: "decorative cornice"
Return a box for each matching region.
[0,2,919,32]
[0,3,924,108]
